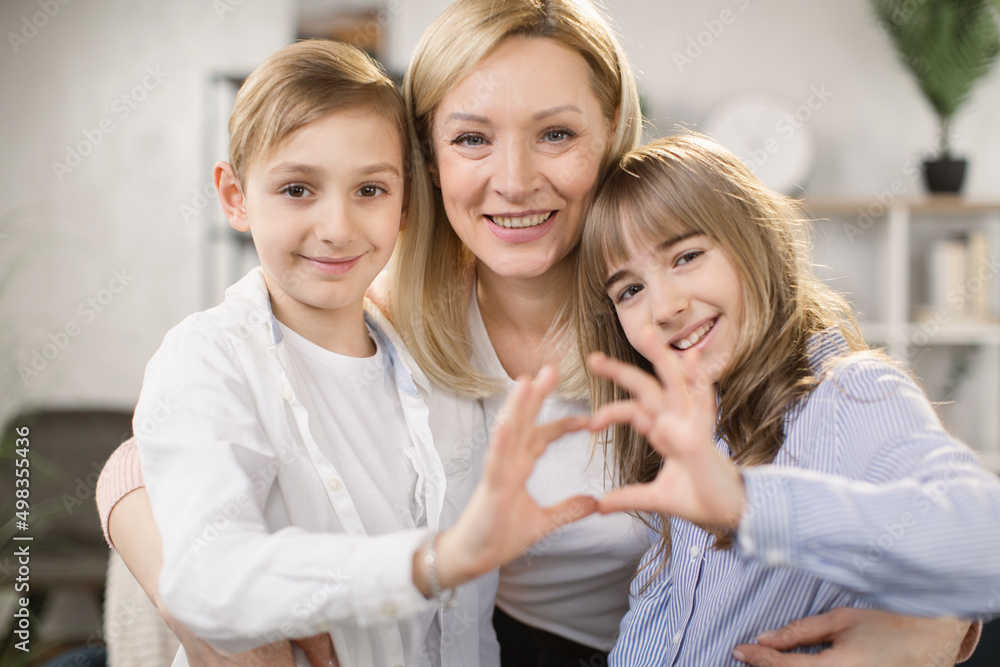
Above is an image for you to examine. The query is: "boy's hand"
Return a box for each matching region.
[428,367,597,590]
[588,326,746,530]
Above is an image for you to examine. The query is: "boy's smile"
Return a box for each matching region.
[604,231,743,383]
[217,109,405,353]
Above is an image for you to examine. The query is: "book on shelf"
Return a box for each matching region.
[916,229,998,324]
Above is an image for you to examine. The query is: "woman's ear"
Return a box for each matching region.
[215,161,249,232]
[399,180,410,232]
[427,161,440,189]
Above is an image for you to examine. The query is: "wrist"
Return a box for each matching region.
[412,531,467,602]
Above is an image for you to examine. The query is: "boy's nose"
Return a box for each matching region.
[316,199,356,245]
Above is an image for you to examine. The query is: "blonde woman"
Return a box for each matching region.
[98,1,980,665]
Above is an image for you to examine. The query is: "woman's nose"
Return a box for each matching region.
[492,141,539,200]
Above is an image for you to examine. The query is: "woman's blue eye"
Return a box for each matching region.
[543,128,574,142]
[454,134,486,147]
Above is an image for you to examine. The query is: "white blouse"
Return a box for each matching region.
[467,291,648,650]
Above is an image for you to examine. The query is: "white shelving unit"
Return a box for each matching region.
[804,197,1000,472]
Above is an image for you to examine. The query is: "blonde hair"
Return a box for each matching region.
[228,39,408,187]
[578,133,867,555]
[388,0,643,398]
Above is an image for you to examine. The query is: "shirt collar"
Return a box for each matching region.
[226,268,420,397]
[805,326,851,372]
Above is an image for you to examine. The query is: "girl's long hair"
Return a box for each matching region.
[578,134,867,555]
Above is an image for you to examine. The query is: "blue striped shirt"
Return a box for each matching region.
[610,329,1000,666]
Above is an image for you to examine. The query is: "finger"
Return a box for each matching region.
[590,401,655,435]
[495,376,532,428]
[598,484,667,515]
[523,365,559,426]
[733,644,827,667]
[588,352,667,412]
[532,415,589,449]
[754,613,843,650]
[634,325,689,398]
[543,494,599,529]
[294,633,338,667]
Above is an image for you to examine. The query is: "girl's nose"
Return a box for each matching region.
[648,281,689,329]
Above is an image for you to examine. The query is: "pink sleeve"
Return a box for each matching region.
[96,436,146,549]
[957,622,982,663]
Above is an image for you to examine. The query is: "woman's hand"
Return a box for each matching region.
[427,366,597,591]
[732,608,971,666]
[587,326,745,530]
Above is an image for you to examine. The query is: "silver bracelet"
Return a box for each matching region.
[422,533,457,608]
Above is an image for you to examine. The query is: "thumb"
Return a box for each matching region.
[598,484,665,515]
[544,495,599,530]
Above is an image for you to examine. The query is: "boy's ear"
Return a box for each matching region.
[215,161,249,232]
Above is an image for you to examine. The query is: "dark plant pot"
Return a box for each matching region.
[923,157,967,193]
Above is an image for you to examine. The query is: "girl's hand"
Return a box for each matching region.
[428,366,597,590]
[588,326,746,530]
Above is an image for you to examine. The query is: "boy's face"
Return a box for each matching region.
[229,109,405,329]
[603,231,744,384]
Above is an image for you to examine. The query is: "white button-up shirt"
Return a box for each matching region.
[136,268,499,667]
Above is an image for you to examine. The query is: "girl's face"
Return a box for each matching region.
[604,231,744,383]
[430,36,613,282]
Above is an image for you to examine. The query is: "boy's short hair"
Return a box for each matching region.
[228,39,407,186]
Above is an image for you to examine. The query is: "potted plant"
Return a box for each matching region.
[873,0,1000,192]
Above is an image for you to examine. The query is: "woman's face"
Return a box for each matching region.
[431,36,613,282]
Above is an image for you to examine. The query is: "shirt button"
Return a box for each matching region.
[672,630,682,644]
[766,550,782,566]
[381,602,397,616]
[327,478,343,492]
[282,385,294,401]
[689,545,701,559]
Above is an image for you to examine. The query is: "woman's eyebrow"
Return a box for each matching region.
[443,112,489,124]
[532,104,583,120]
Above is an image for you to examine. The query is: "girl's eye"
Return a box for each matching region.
[357,184,385,198]
[281,184,311,198]
[453,133,487,147]
[542,128,575,142]
[614,284,643,304]
[676,250,703,266]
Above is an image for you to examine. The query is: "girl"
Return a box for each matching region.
[577,134,1000,666]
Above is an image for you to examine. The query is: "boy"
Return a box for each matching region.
[135,40,497,667]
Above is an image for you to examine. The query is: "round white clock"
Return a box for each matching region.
[701,90,818,195]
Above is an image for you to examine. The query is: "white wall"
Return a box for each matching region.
[2,0,998,426]
[0,0,295,427]
[386,0,1000,197]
